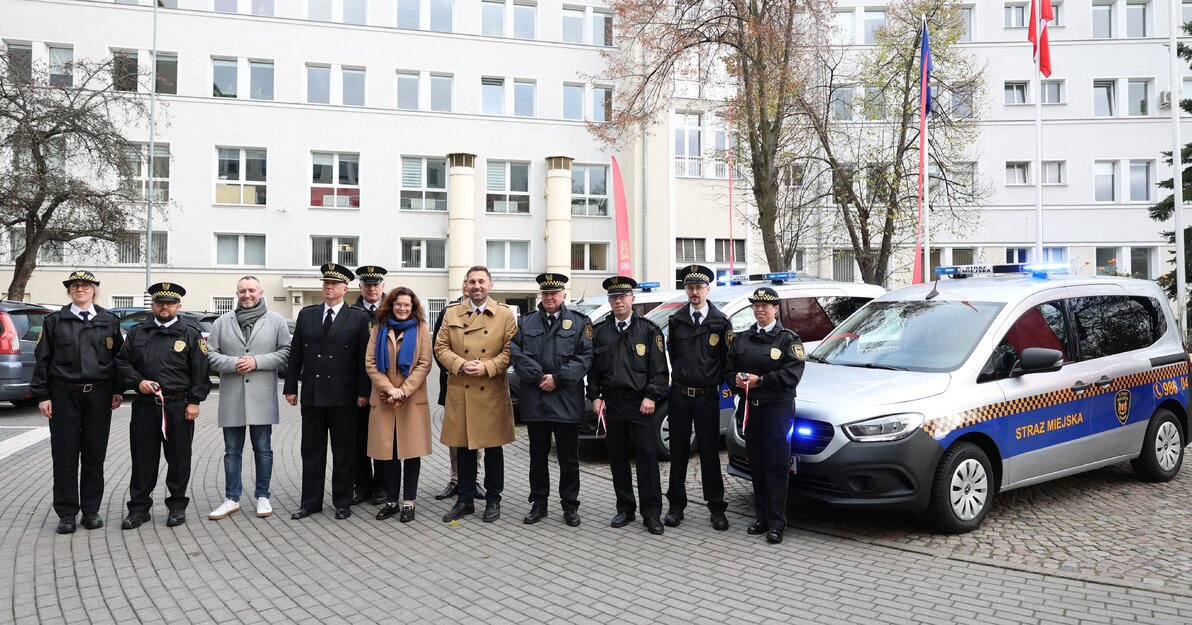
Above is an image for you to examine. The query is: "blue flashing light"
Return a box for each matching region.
[795,426,813,437]
[764,271,797,283]
[637,281,661,291]
[934,262,1070,280]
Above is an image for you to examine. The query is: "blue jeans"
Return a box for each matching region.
[223,425,273,500]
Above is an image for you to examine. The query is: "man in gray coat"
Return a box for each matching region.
[206,276,292,520]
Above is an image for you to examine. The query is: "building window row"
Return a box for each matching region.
[1003,158,1154,202]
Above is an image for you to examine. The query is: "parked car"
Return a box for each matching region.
[117,309,219,340]
[0,301,53,407]
[727,263,1190,533]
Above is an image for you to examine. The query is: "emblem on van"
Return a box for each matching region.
[1115,389,1131,425]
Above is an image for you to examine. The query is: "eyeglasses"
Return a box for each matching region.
[67,283,92,290]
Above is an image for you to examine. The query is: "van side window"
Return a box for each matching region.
[729,307,756,333]
[980,301,1069,382]
[818,296,871,326]
[782,298,833,341]
[1070,295,1162,360]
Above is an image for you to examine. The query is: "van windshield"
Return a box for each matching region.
[812,300,1004,373]
[570,302,603,317]
[644,300,685,338]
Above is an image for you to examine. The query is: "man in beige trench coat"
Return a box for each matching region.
[434,266,517,524]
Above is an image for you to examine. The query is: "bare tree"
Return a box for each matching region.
[0,49,158,300]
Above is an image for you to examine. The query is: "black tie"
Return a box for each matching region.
[369,304,376,313]
[323,308,334,334]
[692,311,702,326]
[617,321,627,333]
[546,315,555,328]
[79,311,91,323]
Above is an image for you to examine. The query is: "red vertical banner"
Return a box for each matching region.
[611,156,633,276]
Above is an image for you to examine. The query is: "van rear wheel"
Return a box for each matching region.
[927,442,993,534]
[1131,408,1184,482]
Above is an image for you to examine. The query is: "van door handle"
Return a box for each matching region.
[1071,381,1092,393]
[1093,376,1115,388]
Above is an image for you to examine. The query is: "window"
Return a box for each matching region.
[1042,160,1064,184]
[514,2,536,39]
[398,0,420,28]
[831,86,854,120]
[155,52,177,94]
[571,242,608,271]
[1005,162,1029,185]
[863,9,885,43]
[215,234,266,266]
[250,60,273,100]
[1071,295,1165,358]
[311,235,358,266]
[251,0,274,15]
[342,67,365,106]
[1093,3,1113,38]
[212,58,237,97]
[1052,1,1065,25]
[1004,3,1027,27]
[343,0,367,25]
[833,249,856,282]
[111,295,135,308]
[714,239,745,264]
[8,228,63,264]
[1095,161,1116,201]
[862,85,886,120]
[215,0,237,12]
[310,152,360,208]
[216,148,267,205]
[1126,1,1148,37]
[397,71,419,110]
[113,50,138,92]
[1130,160,1152,201]
[1041,246,1067,262]
[212,297,235,314]
[676,238,705,263]
[8,43,31,80]
[307,65,330,104]
[1005,247,1029,263]
[952,248,976,265]
[486,240,529,270]
[486,161,530,213]
[123,143,170,202]
[950,84,974,118]
[832,163,856,204]
[401,238,447,269]
[1127,79,1149,116]
[1004,82,1027,105]
[571,164,608,216]
[593,11,613,46]
[1093,80,1115,117]
[563,83,583,120]
[958,6,973,42]
[482,77,504,114]
[427,297,447,327]
[430,74,452,112]
[309,0,332,21]
[1131,247,1154,278]
[117,232,168,265]
[400,156,447,210]
[592,86,612,122]
[1095,247,1119,274]
[562,7,584,43]
[48,46,72,87]
[430,0,453,31]
[982,301,1070,381]
[514,80,535,117]
[674,112,702,176]
[482,0,505,36]
[1041,80,1063,104]
[1185,0,1192,23]
[833,10,855,45]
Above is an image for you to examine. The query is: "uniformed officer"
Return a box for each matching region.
[664,264,731,531]
[587,276,669,535]
[117,282,212,530]
[511,272,593,526]
[724,286,806,544]
[284,263,372,521]
[31,270,124,534]
[351,264,387,505]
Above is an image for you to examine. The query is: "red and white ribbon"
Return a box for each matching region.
[741,380,751,433]
[596,401,607,438]
[154,386,168,440]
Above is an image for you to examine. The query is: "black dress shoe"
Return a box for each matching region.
[121,511,150,530]
[375,503,399,521]
[482,501,501,523]
[442,501,474,522]
[351,490,368,505]
[56,516,76,534]
[82,514,103,530]
[166,510,186,527]
[433,481,457,500]
[523,502,548,524]
[746,521,768,535]
[369,491,387,506]
[644,518,665,535]
[334,508,352,520]
[474,485,487,500]
[290,508,320,520]
[610,511,635,528]
[562,509,581,527]
[766,529,784,544]
[399,504,415,523]
[663,510,683,527]
[710,512,729,531]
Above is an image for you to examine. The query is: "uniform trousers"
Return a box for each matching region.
[666,390,727,514]
[378,458,421,502]
[48,382,113,518]
[526,421,580,510]
[604,397,662,520]
[300,405,355,510]
[127,396,194,513]
[742,399,796,531]
[353,404,377,495]
[457,446,502,505]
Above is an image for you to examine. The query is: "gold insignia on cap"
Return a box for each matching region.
[793,343,806,361]
[199,338,209,355]
[611,277,619,285]
[636,343,646,356]
[545,274,554,282]
[328,263,336,271]
[709,333,719,347]
[367,266,374,273]
[562,318,573,330]
[162,282,171,291]
[174,340,186,352]
[105,336,114,350]
[770,347,781,360]
[584,324,593,340]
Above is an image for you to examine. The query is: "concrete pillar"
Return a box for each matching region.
[447,152,477,289]
[544,155,574,277]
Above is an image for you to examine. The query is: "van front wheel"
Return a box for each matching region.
[927,442,993,534]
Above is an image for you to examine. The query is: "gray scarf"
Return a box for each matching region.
[234,299,267,341]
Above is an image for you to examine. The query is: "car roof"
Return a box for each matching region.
[0,301,53,312]
[707,280,887,304]
[876,274,1163,304]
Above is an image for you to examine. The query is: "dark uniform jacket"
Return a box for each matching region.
[352,295,384,318]
[723,322,806,401]
[432,297,463,406]
[117,318,211,403]
[510,304,593,423]
[667,302,732,389]
[586,313,669,401]
[31,306,124,398]
[284,303,371,407]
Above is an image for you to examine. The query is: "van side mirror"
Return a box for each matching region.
[1011,347,1064,377]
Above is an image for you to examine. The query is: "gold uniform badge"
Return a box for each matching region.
[584,324,593,340]
[792,343,806,361]
[636,343,646,357]
[655,335,664,352]
[708,333,719,347]
[770,348,781,360]
[199,338,209,355]
[726,329,733,346]
[174,340,186,352]
[105,337,114,350]
[562,318,573,330]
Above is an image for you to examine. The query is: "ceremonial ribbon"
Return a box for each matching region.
[596,401,607,438]
[154,385,168,440]
[741,377,751,433]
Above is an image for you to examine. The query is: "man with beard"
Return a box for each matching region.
[351,265,387,505]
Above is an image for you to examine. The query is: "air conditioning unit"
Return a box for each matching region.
[1160,90,1172,108]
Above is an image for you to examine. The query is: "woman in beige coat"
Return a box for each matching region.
[365,286,433,522]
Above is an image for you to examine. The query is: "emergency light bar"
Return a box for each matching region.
[935,263,1070,279]
[745,271,798,284]
[637,281,661,292]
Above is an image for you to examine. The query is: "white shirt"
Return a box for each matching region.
[323,301,345,320]
[690,304,709,324]
[154,317,179,328]
[69,304,94,321]
[470,301,488,314]
[362,299,381,312]
[758,320,777,333]
[613,315,632,330]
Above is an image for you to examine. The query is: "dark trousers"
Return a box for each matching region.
[526,421,580,510]
[48,383,113,518]
[666,391,726,514]
[742,400,795,531]
[127,396,194,513]
[604,398,661,520]
[300,405,355,510]
[457,446,503,505]
[353,404,376,494]
[379,457,421,502]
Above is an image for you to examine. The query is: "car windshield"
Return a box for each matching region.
[812,300,1005,372]
[643,300,686,338]
[570,302,603,317]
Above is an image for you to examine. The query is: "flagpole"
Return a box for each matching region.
[922,111,931,282]
[1033,50,1044,261]
[1171,0,1187,334]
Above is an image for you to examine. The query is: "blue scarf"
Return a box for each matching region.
[375,317,419,376]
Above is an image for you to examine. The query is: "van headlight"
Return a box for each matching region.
[843,413,925,442]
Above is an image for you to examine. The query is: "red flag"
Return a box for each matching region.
[611,156,632,275]
[1028,0,1053,77]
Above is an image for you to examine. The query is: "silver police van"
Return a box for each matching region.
[726,263,1190,533]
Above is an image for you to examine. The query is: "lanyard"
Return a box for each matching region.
[153,385,167,440]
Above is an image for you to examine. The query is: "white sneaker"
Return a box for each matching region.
[208,499,240,520]
[255,497,273,518]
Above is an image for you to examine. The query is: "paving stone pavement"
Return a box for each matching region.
[1,380,1192,624]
